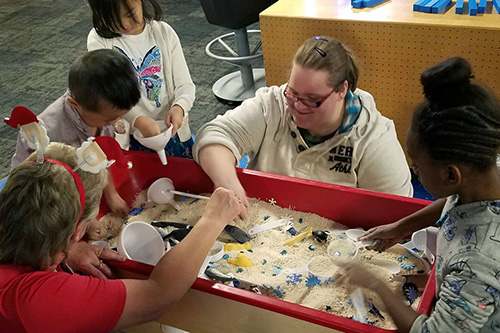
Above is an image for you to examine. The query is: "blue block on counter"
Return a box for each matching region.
[413,0,433,11]
[363,0,387,7]
[469,0,478,15]
[478,0,487,13]
[432,0,452,13]
[492,0,500,12]
[353,0,364,8]
[423,0,441,12]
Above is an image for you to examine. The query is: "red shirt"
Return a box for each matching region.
[0,264,126,332]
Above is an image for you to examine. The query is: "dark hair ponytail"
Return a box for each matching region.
[411,57,500,172]
[421,57,472,107]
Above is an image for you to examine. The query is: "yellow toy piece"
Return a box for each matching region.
[224,242,252,251]
[227,253,254,267]
[283,228,312,246]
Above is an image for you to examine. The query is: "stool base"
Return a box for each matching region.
[212,68,266,103]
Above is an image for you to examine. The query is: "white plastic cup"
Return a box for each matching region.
[207,241,224,262]
[327,235,358,267]
[90,241,111,249]
[117,221,166,265]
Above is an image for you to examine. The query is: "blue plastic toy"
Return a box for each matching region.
[469,0,478,15]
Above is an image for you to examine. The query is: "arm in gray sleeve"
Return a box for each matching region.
[11,132,34,168]
[193,87,274,165]
[410,251,499,332]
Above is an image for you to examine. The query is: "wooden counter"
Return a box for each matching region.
[260,0,500,153]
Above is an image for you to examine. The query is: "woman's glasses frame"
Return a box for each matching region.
[283,84,335,108]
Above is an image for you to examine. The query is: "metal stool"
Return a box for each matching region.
[200,0,277,103]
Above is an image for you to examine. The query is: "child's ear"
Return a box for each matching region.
[445,165,462,185]
[71,221,88,242]
[67,95,80,111]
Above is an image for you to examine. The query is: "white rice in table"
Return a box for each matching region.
[98,191,428,330]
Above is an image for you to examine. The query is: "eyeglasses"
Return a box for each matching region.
[283,84,335,108]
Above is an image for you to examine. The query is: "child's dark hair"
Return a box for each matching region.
[411,57,500,172]
[88,0,162,38]
[68,49,140,112]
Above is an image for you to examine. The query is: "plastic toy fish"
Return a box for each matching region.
[151,221,191,229]
[224,242,252,251]
[151,221,194,241]
[368,302,385,319]
[312,230,329,243]
[224,225,251,244]
[227,253,254,267]
[403,281,419,305]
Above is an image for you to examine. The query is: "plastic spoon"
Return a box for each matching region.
[350,287,367,323]
[402,227,438,264]
[369,259,401,274]
[148,178,251,242]
[133,121,173,165]
[326,236,367,322]
[345,229,374,248]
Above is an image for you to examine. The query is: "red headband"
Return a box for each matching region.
[44,158,86,223]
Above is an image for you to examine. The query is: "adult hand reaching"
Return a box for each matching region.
[198,144,250,220]
[202,187,245,225]
[66,242,125,279]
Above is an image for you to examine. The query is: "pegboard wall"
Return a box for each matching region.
[260,16,500,156]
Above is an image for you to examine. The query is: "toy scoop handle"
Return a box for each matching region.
[169,190,210,200]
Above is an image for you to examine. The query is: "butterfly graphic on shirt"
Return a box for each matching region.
[115,45,163,108]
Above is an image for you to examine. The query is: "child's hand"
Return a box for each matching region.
[103,184,129,216]
[134,115,161,137]
[165,105,184,137]
[360,223,404,252]
[335,262,383,291]
[86,218,103,241]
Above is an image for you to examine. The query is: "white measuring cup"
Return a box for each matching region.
[282,256,337,283]
[345,228,374,248]
[402,227,438,264]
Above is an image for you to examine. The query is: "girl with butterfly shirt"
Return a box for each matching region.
[87,0,195,158]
